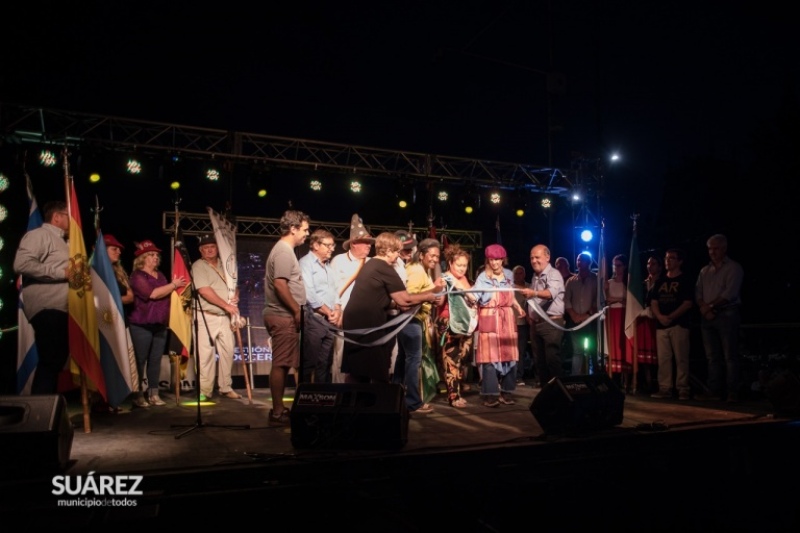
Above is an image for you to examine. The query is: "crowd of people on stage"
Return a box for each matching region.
[13,202,745,422]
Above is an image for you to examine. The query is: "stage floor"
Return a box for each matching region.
[2,380,799,530]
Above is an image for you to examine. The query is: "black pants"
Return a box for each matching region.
[30,309,70,394]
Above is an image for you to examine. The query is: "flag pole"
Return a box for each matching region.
[630,214,640,393]
[172,196,182,403]
[62,147,92,433]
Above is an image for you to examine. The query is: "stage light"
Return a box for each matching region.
[350,180,362,193]
[126,158,142,174]
[39,150,57,167]
[437,191,448,202]
[170,181,181,190]
[490,191,501,204]
[89,173,101,183]
[310,179,322,191]
[206,168,220,181]
[258,188,267,198]
[541,197,552,209]
[0,174,8,193]
[396,181,415,209]
[0,205,7,222]
[462,188,480,214]
[580,229,594,243]
[0,237,4,251]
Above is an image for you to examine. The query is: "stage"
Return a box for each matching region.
[1,379,799,530]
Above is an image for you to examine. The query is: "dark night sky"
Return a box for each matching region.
[2,1,797,319]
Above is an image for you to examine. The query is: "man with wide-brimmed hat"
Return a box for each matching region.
[191,233,242,401]
[329,214,374,383]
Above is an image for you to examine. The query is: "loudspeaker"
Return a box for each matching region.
[0,395,74,474]
[765,371,800,415]
[291,383,409,449]
[530,374,625,435]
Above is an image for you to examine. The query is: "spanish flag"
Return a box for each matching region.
[68,180,106,398]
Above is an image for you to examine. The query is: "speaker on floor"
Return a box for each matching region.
[765,370,800,415]
[290,383,409,449]
[530,374,625,435]
[0,394,74,474]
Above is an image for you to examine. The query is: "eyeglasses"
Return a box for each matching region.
[320,242,335,248]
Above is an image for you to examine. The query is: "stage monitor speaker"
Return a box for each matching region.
[765,371,800,415]
[530,374,625,435]
[0,394,74,474]
[291,383,408,449]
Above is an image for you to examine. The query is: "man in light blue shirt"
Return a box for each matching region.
[299,229,340,383]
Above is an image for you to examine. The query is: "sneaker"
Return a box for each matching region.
[268,408,291,426]
[131,395,149,408]
[650,390,672,399]
[414,403,434,414]
[148,394,166,406]
[678,391,691,401]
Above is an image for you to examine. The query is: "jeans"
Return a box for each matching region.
[302,311,335,383]
[393,319,423,410]
[480,363,516,396]
[701,308,741,397]
[129,323,168,395]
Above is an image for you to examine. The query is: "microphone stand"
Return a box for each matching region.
[172,246,250,439]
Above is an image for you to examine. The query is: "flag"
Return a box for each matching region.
[90,231,134,407]
[67,180,105,397]
[207,206,239,310]
[624,227,644,339]
[169,241,193,360]
[16,174,44,394]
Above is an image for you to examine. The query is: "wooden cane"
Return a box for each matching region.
[235,327,253,404]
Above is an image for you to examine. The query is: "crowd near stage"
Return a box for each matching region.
[1,375,799,530]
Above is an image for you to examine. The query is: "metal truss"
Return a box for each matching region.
[163,211,483,249]
[1,102,576,195]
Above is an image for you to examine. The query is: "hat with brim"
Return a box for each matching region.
[103,234,124,250]
[134,240,162,257]
[342,214,375,251]
[198,234,216,247]
[394,230,418,251]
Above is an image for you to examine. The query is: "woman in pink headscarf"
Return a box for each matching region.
[473,244,525,407]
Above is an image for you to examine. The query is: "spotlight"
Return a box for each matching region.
[89,173,101,183]
[0,174,8,193]
[206,168,220,181]
[396,181,415,209]
[580,228,594,243]
[126,158,142,174]
[541,197,552,209]
[258,188,267,198]
[437,191,448,202]
[462,188,480,214]
[171,181,181,190]
[490,192,501,204]
[350,180,362,193]
[39,150,57,167]
[310,179,322,191]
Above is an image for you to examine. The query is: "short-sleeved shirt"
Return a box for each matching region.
[263,239,306,319]
[128,269,171,326]
[192,258,229,314]
[651,272,694,329]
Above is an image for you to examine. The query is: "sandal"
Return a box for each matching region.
[268,408,291,426]
[498,395,516,405]
[482,398,500,408]
[450,397,468,408]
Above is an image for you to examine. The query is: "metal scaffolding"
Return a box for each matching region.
[1,102,574,195]
[164,211,483,249]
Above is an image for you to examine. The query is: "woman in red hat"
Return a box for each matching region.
[128,240,187,407]
[472,244,526,407]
